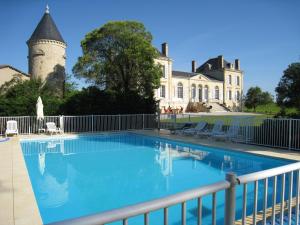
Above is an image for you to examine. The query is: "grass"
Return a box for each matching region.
[244,103,297,116]
[161,114,270,124]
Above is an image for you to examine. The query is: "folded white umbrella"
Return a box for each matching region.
[36,96,44,121]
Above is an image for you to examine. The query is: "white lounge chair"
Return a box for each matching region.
[5,120,18,137]
[46,122,62,135]
[213,120,240,141]
[182,121,207,135]
[197,120,224,137]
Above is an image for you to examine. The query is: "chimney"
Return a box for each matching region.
[218,55,224,69]
[235,59,240,70]
[192,60,196,73]
[162,43,168,57]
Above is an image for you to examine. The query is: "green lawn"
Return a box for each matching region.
[244,103,297,115]
[161,114,270,124]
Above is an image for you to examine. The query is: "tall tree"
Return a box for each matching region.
[73,21,162,98]
[276,63,300,112]
[244,86,273,111]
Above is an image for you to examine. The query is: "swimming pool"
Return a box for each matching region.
[21,133,295,224]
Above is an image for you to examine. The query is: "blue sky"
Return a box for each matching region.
[0,0,299,95]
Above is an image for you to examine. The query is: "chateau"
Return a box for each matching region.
[0,6,243,112]
[155,43,243,112]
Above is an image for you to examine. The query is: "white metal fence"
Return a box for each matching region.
[1,114,299,150]
[159,114,300,151]
[0,114,157,135]
[49,161,300,225]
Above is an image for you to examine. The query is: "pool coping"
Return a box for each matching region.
[0,136,42,225]
[1,130,300,225]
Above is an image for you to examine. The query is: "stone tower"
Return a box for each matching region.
[27,5,66,91]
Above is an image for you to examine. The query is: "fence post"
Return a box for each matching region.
[157,111,161,131]
[173,113,177,129]
[288,118,292,150]
[224,173,237,225]
[91,115,94,133]
[119,114,121,131]
[189,114,191,122]
[29,117,31,134]
[143,114,145,130]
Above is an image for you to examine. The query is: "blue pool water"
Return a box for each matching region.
[21,133,295,225]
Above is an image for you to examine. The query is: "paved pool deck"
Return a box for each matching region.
[0,130,300,225]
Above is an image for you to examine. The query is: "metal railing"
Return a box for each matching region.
[48,161,300,225]
[0,114,157,135]
[160,114,300,150]
[2,113,299,150]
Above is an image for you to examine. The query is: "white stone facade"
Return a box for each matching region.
[154,44,243,112]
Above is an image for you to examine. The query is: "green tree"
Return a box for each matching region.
[0,78,73,116]
[72,21,162,98]
[276,63,300,112]
[244,86,273,111]
[60,86,157,115]
[260,91,273,105]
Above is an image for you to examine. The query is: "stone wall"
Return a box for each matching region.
[28,39,66,82]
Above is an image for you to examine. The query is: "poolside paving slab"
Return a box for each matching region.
[0,136,42,225]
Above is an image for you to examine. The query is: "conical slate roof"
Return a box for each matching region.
[28,11,65,44]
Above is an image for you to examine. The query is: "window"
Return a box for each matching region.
[215,86,220,100]
[160,85,165,98]
[237,76,240,86]
[162,65,167,78]
[204,86,209,101]
[191,84,196,99]
[236,91,240,101]
[198,85,203,102]
[229,90,232,100]
[228,75,232,85]
[177,83,183,99]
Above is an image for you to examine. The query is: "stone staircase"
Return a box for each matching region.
[208,102,230,113]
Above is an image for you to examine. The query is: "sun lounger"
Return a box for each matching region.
[169,123,193,134]
[197,120,224,137]
[5,120,18,137]
[182,121,207,135]
[46,122,62,135]
[212,120,240,141]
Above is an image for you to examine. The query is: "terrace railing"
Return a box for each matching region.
[0,114,157,135]
[159,114,300,150]
[49,161,300,225]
